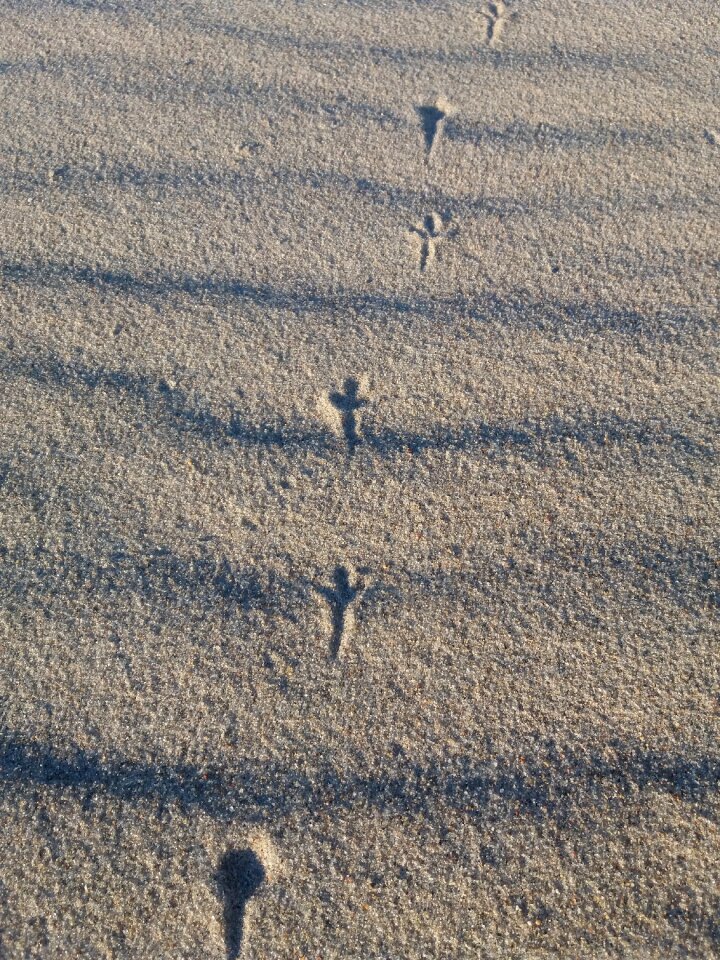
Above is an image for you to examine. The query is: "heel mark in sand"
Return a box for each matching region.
[321,377,369,454]
[319,565,365,659]
[416,99,452,161]
[481,1,515,47]
[217,849,266,959]
[409,212,456,273]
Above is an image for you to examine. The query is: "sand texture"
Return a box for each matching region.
[0,0,719,956]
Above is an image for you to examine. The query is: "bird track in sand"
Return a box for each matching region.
[408,212,457,273]
[317,564,366,659]
[216,848,266,960]
[318,376,370,454]
[481,1,516,47]
[416,98,453,163]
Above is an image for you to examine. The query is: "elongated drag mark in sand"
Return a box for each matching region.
[416,99,452,161]
[216,849,266,959]
[409,213,455,273]
[319,565,365,659]
[326,377,368,454]
[481,1,515,47]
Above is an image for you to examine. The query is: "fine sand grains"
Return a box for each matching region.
[0,0,718,957]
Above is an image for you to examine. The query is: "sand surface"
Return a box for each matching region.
[0,0,719,956]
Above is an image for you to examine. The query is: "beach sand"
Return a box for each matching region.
[0,0,718,956]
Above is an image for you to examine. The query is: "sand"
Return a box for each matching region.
[0,0,718,956]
